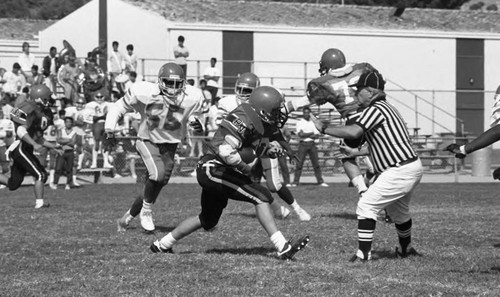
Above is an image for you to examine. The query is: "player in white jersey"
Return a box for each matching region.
[108,63,204,232]
[86,91,112,169]
[0,109,15,183]
[216,72,312,221]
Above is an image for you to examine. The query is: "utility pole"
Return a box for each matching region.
[99,0,107,72]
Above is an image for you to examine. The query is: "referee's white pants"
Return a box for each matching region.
[357,159,423,224]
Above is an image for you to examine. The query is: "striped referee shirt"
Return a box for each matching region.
[355,98,417,173]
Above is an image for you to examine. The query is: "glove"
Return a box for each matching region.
[443,143,466,159]
[104,131,117,148]
[306,77,337,106]
[493,167,500,180]
[266,141,284,158]
[189,117,204,133]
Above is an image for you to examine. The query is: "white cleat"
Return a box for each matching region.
[295,208,312,221]
[49,183,57,190]
[275,206,291,219]
[140,209,155,232]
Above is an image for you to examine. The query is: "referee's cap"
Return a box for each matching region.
[349,71,385,90]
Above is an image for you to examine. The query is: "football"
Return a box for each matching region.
[239,146,257,163]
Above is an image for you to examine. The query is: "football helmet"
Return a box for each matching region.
[75,97,86,111]
[29,84,53,107]
[235,72,260,102]
[94,91,105,103]
[319,48,346,76]
[158,62,186,103]
[248,86,288,127]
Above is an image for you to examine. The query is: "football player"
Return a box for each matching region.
[306,48,378,195]
[216,73,312,221]
[0,85,63,208]
[108,63,204,232]
[150,86,310,260]
[87,91,112,169]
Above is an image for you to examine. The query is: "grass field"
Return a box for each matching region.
[1,182,499,296]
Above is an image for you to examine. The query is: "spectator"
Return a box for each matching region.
[58,56,80,104]
[173,35,189,75]
[14,86,29,107]
[17,41,35,81]
[290,106,328,187]
[42,46,60,94]
[124,44,138,73]
[2,63,25,102]
[51,116,78,190]
[0,67,7,95]
[27,65,44,87]
[187,79,195,86]
[108,41,125,96]
[203,57,220,102]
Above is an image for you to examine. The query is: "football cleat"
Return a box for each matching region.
[277,235,310,260]
[349,250,371,262]
[117,218,128,233]
[294,208,311,221]
[34,202,50,209]
[274,205,291,219]
[49,183,57,190]
[140,208,155,232]
[395,246,422,258]
[150,240,173,254]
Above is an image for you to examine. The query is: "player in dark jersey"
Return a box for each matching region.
[306,48,378,196]
[150,86,310,260]
[0,85,63,208]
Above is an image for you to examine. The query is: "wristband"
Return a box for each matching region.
[459,145,467,155]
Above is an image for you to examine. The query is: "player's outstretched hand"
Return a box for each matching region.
[493,167,500,180]
[309,113,325,133]
[444,143,466,159]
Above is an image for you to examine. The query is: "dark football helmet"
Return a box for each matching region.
[248,86,288,127]
[319,48,346,76]
[158,62,186,104]
[29,84,53,107]
[235,72,260,102]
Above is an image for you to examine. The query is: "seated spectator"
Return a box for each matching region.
[27,65,44,87]
[2,63,26,102]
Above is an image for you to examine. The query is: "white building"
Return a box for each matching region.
[37,0,500,140]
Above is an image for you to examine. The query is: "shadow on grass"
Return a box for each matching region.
[205,246,274,256]
[373,249,398,260]
[319,212,357,220]
[493,243,500,248]
[154,225,176,233]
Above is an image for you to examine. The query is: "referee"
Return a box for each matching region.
[311,70,423,261]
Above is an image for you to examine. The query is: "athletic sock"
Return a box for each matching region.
[395,219,412,253]
[35,199,44,208]
[159,233,177,249]
[142,200,152,212]
[352,175,368,194]
[270,231,287,252]
[290,201,301,211]
[276,186,294,205]
[124,210,134,224]
[358,218,376,259]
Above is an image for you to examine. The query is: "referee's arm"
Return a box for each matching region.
[311,114,364,139]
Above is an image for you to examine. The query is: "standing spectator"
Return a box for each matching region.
[58,56,80,104]
[2,63,26,102]
[27,65,44,87]
[203,57,220,102]
[108,41,125,96]
[290,106,328,187]
[17,42,35,81]
[52,117,77,190]
[173,35,189,75]
[124,44,138,73]
[312,71,423,261]
[42,46,60,94]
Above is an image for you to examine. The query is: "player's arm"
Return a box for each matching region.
[105,89,136,133]
[309,113,364,139]
[446,124,500,157]
[218,133,253,174]
[56,128,69,144]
